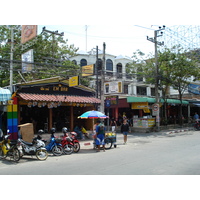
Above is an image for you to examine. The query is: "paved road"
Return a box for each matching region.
[1,129,200,175]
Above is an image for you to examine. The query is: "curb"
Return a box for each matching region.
[165,128,193,135]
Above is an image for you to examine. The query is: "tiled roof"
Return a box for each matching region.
[18,93,101,104]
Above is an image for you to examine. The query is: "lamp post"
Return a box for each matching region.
[147,25,165,131]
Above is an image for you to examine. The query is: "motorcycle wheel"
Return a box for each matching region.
[0,148,6,159]
[63,144,74,155]
[12,148,21,162]
[36,149,48,161]
[73,142,80,153]
[52,145,63,156]
[104,138,113,150]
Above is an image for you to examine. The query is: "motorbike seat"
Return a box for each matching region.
[21,140,34,146]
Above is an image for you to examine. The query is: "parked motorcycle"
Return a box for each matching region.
[194,120,200,130]
[62,127,80,153]
[0,131,21,162]
[60,127,74,155]
[18,131,48,161]
[45,128,63,156]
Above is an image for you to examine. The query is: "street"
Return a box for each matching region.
[1,129,200,175]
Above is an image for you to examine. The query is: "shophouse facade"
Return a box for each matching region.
[69,49,161,128]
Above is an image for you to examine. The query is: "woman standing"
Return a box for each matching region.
[121,119,130,145]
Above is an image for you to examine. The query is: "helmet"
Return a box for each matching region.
[62,127,68,133]
[38,129,44,135]
[50,127,56,134]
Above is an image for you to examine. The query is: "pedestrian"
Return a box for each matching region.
[110,118,117,132]
[95,120,105,152]
[193,112,199,122]
[121,119,130,145]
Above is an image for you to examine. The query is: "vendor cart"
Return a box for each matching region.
[104,132,117,149]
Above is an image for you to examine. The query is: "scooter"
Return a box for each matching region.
[0,131,21,162]
[18,131,48,161]
[62,127,80,153]
[45,128,63,156]
[60,127,74,155]
[194,120,200,130]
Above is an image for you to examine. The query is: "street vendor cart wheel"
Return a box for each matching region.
[104,138,112,150]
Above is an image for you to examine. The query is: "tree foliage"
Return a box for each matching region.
[0,25,90,87]
[129,46,200,125]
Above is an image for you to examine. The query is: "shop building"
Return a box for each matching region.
[12,77,100,135]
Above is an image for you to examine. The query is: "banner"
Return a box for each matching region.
[21,49,34,73]
[82,64,94,77]
[104,81,123,94]
[69,76,79,87]
[21,25,37,44]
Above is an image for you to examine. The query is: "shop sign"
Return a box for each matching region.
[131,102,148,109]
[105,96,118,105]
[40,85,68,92]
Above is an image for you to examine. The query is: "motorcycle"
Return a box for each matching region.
[18,131,48,161]
[62,127,80,153]
[194,120,200,130]
[45,128,63,156]
[0,131,21,162]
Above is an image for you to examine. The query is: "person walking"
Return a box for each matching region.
[110,118,117,132]
[121,119,130,145]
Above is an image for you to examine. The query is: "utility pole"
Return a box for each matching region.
[147,25,165,131]
[10,26,14,93]
[100,42,106,113]
[95,46,99,99]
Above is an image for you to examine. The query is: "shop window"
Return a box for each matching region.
[137,86,147,95]
[151,88,155,96]
[117,63,122,78]
[80,59,87,67]
[72,60,77,65]
[106,59,113,71]
[124,85,128,94]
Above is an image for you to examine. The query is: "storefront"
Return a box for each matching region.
[14,77,101,133]
[127,96,189,130]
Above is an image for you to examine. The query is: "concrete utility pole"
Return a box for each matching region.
[10,26,14,94]
[100,42,106,113]
[96,46,99,99]
[147,25,165,131]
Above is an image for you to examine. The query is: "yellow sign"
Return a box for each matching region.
[69,76,79,87]
[82,64,94,77]
[131,102,148,109]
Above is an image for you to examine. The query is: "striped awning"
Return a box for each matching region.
[0,88,11,102]
[18,93,101,104]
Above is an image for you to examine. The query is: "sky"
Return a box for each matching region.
[38,25,159,58]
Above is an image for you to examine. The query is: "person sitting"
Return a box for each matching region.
[74,125,84,140]
[81,126,89,138]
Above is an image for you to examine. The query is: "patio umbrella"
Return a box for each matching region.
[78,110,108,119]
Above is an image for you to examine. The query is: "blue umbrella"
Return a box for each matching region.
[78,110,108,119]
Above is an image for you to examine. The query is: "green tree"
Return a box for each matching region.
[129,46,200,126]
[0,25,90,87]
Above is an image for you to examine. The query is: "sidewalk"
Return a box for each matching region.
[33,125,195,150]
